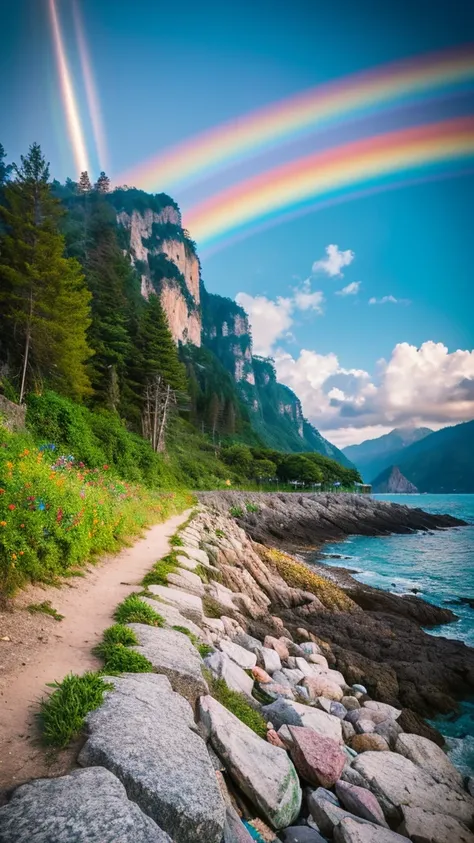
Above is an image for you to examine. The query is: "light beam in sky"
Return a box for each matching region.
[72,0,109,172]
[48,0,89,175]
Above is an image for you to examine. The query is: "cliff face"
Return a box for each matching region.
[372,465,419,493]
[113,190,353,465]
[115,194,201,346]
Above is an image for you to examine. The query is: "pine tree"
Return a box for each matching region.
[135,294,187,393]
[0,143,92,400]
[0,143,12,187]
[95,171,110,193]
[77,171,92,193]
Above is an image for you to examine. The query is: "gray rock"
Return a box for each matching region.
[335,780,388,828]
[341,696,360,711]
[373,718,402,749]
[258,646,282,674]
[295,657,315,676]
[341,766,371,789]
[330,702,348,720]
[316,697,332,714]
[353,750,474,825]
[232,632,263,654]
[282,668,306,685]
[354,719,375,735]
[147,584,204,623]
[280,827,328,843]
[398,805,474,843]
[363,701,401,721]
[468,777,474,797]
[0,767,171,843]
[308,793,371,838]
[78,673,225,843]
[219,638,257,670]
[128,623,207,705]
[260,681,295,701]
[271,669,293,687]
[261,699,342,742]
[334,818,410,842]
[312,786,340,806]
[199,694,302,830]
[300,642,322,655]
[180,546,210,566]
[294,685,311,702]
[141,597,204,640]
[167,568,205,596]
[205,650,254,698]
[352,685,367,695]
[341,721,356,742]
[394,733,465,792]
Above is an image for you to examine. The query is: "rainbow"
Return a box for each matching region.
[72,0,109,172]
[117,47,474,191]
[184,117,474,249]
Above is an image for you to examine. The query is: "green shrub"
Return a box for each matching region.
[101,623,139,647]
[245,501,259,513]
[114,594,164,626]
[169,534,184,547]
[27,601,64,621]
[172,625,198,645]
[98,644,153,674]
[39,672,113,747]
[229,506,244,518]
[198,643,214,658]
[205,672,266,738]
[142,553,178,587]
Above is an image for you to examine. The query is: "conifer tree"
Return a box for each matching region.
[0,143,12,187]
[77,171,92,193]
[95,171,110,193]
[135,294,187,393]
[0,143,92,400]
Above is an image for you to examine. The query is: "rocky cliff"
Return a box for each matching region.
[113,189,352,465]
[372,465,419,494]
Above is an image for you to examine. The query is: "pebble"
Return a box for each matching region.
[352,684,367,695]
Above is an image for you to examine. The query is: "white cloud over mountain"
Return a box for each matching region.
[312,244,355,277]
[274,341,474,446]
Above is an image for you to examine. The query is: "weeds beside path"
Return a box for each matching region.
[0,508,192,793]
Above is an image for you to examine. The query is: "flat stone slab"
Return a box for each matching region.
[199,694,302,830]
[219,638,257,670]
[181,546,211,566]
[334,818,410,842]
[398,805,474,843]
[289,725,346,788]
[394,733,464,792]
[205,650,254,697]
[353,750,474,825]
[262,698,343,743]
[141,596,205,640]
[167,569,205,596]
[128,623,207,705]
[79,674,225,843]
[176,554,200,571]
[147,584,204,623]
[0,766,171,843]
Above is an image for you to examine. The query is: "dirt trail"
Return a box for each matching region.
[0,509,191,792]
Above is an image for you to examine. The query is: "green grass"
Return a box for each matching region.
[100,623,139,647]
[196,564,222,584]
[27,601,64,622]
[39,672,113,747]
[198,642,214,658]
[215,529,226,538]
[142,553,178,587]
[245,502,259,513]
[169,534,184,547]
[229,506,244,518]
[172,625,199,645]
[204,671,266,738]
[202,595,224,619]
[97,643,154,674]
[114,593,165,626]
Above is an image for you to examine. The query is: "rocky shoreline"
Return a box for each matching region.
[1,492,473,842]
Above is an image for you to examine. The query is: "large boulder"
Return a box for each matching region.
[147,584,204,623]
[223,805,255,843]
[258,647,282,674]
[349,734,389,753]
[398,805,474,843]
[333,818,410,842]
[205,651,254,698]
[302,675,344,702]
[167,568,205,596]
[288,725,346,788]
[308,792,371,838]
[199,695,302,830]
[335,780,388,827]
[363,701,401,720]
[141,597,205,640]
[353,750,474,825]
[280,828,328,843]
[78,674,226,843]
[394,733,464,792]
[180,546,211,566]
[219,639,257,670]
[262,699,343,743]
[0,767,171,843]
[128,624,208,705]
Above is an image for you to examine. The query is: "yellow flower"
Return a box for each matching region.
[6,461,13,470]
[11,553,17,560]
[0,521,6,527]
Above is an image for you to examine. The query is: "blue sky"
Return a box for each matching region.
[2,0,474,445]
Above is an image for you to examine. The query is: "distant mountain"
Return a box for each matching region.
[392,419,474,493]
[343,427,433,481]
[372,465,418,494]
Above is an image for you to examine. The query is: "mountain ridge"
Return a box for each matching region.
[343,426,433,480]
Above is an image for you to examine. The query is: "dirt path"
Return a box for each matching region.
[0,509,191,792]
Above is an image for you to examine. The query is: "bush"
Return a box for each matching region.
[205,672,267,738]
[101,623,139,647]
[0,424,191,595]
[114,593,165,626]
[39,672,113,747]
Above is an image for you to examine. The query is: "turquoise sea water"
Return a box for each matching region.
[319,494,474,774]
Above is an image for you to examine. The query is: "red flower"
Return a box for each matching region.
[56,508,63,523]
[8,504,15,511]
[0,489,5,495]
[103,464,109,470]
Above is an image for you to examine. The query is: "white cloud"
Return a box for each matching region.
[312,244,355,277]
[273,341,474,446]
[236,292,293,356]
[369,295,410,305]
[336,281,360,296]
[293,281,324,312]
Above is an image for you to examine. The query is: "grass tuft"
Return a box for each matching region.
[142,553,178,586]
[39,672,112,747]
[114,593,164,626]
[215,528,226,538]
[245,502,259,513]
[172,624,199,645]
[27,601,64,621]
[202,594,224,619]
[204,670,266,738]
[198,642,214,658]
[101,623,139,647]
[229,506,244,518]
[169,534,184,547]
[97,643,153,674]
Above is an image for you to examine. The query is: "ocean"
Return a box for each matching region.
[319,493,474,775]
